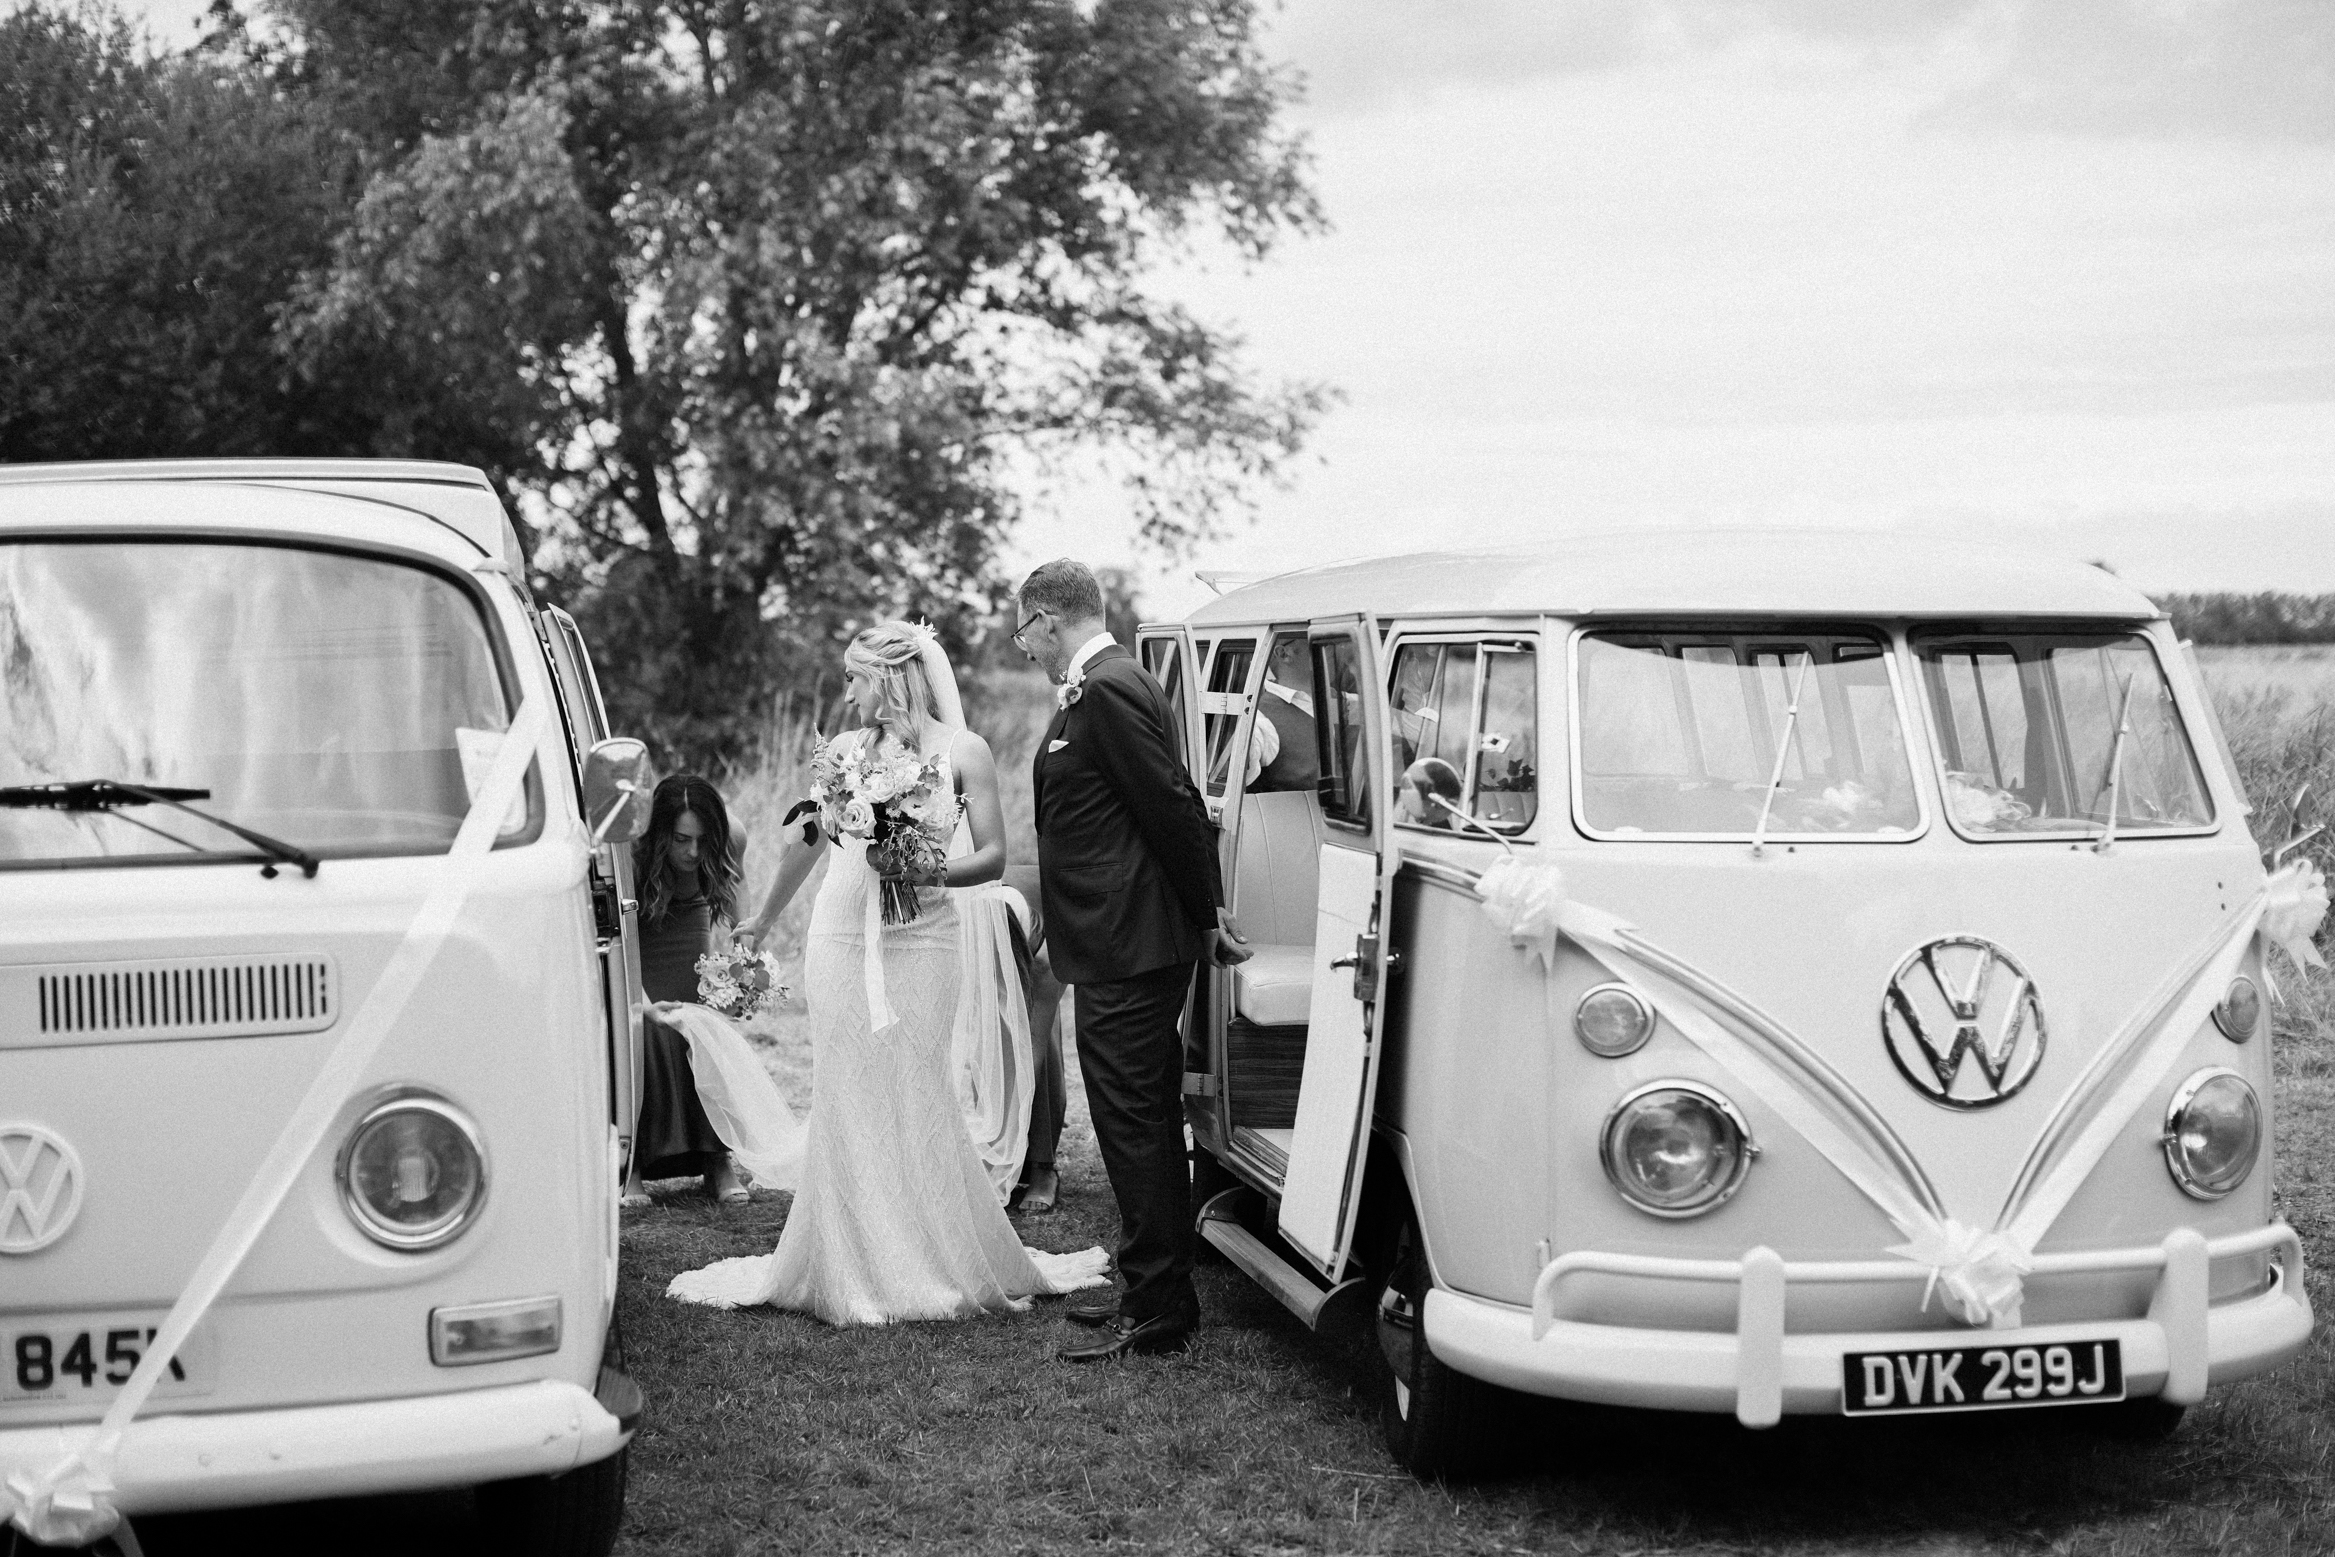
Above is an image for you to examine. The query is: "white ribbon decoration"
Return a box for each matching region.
[2260,857,2329,985]
[3,698,549,1551]
[1474,855,1566,972]
[1494,872,2276,1332]
[858,838,897,1032]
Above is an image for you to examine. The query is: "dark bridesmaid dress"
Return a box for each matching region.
[634,889,727,1179]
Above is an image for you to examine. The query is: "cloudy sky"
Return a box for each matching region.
[1029,0,2335,617]
[112,0,2335,617]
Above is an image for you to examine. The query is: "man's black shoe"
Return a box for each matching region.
[1063,1289,1120,1327]
[1057,1311,1192,1362]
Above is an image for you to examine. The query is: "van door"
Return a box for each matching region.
[1136,623,1205,774]
[1277,614,1397,1282]
[543,607,647,1176]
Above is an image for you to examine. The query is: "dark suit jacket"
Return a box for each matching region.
[1033,644,1225,985]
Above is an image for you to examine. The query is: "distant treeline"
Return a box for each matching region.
[2151,593,2335,645]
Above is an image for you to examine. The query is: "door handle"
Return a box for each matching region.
[1330,934,1382,1000]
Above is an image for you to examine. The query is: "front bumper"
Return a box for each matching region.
[0,1379,631,1516]
[1425,1223,2313,1427]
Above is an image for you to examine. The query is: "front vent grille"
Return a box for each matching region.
[15,956,337,1047]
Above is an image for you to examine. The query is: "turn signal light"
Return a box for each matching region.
[431,1296,562,1366]
[1575,984,1655,1057]
[2211,976,2262,1043]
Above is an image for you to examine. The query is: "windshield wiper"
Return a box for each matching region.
[2092,673,2137,855]
[1750,653,1813,859]
[0,779,320,877]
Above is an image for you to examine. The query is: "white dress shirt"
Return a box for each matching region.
[1067,631,1116,682]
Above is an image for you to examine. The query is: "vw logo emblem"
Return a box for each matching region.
[0,1123,84,1254]
[1881,938,2047,1108]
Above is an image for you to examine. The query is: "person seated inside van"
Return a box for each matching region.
[1250,634,1319,794]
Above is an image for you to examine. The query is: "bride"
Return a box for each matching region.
[663,621,1107,1324]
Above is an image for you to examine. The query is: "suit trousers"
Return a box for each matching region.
[1074,961,1200,1325]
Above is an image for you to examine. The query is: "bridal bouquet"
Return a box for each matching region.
[808,741,954,924]
[695,944,789,1020]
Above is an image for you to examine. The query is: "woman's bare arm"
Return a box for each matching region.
[740,808,826,946]
[943,728,1006,888]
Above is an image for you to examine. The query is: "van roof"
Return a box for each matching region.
[1183,529,2164,627]
[0,459,523,571]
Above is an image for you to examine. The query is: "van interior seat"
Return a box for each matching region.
[1229,789,1325,1026]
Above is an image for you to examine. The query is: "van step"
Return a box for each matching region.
[1196,1187,1366,1331]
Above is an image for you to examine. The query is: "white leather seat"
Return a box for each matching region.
[1233,944,1314,1027]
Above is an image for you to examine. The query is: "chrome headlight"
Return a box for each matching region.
[2161,1068,2260,1201]
[1599,1081,1756,1218]
[2210,975,2261,1043]
[337,1094,487,1250]
[1575,984,1655,1057]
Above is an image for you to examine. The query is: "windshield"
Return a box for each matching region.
[1914,629,2213,837]
[2,541,524,867]
[1576,628,1921,838]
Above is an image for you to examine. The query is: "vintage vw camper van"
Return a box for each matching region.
[1145,533,2318,1475]
[1,461,649,1552]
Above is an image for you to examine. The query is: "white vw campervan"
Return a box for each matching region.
[1149,533,2320,1476]
[2,461,650,1553]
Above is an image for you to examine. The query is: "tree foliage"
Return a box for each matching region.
[2152,592,2335,646]
[274,0,1328,760]
[1,0,1326,764]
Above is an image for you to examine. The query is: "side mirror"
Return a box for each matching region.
[584,738,652,845]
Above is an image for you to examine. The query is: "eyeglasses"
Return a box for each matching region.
[1010,608,1048,649]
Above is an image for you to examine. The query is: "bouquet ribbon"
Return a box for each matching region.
[3,698,548,1551]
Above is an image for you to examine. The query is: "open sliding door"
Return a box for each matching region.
[1277,614,1397,1283]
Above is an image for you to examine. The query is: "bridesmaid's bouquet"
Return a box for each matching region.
[695,944,789,1020]
[808,740,954,925]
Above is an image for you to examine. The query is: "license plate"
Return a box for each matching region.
[1842,1338,2124,1415]
[2,1315,214,1405]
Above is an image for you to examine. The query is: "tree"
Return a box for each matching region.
[0,6,537,475]
[269,0,1328,762]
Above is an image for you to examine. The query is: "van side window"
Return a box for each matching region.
[1476,646,1539,828]
[1312,636,1371,827]
[1203,638,1257,795]
[1141,635,1191,764]
[1389,640,1539,833]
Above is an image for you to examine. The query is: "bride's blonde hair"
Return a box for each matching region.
[846,621,943,743]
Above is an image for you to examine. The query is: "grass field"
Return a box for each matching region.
[590,653,2335,1557]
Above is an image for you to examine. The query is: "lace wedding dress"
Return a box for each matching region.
[666,748,1107,1324]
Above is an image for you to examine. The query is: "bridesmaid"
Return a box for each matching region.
[623,774,750,1205]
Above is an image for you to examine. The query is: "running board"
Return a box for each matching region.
[1196,1188,1366,1331]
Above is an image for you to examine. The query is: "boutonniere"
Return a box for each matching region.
[1056,667,1086,709]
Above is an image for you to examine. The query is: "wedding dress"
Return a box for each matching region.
[666,745,1106,1324]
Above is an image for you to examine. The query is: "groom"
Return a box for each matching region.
[1016,559,1249,1361]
